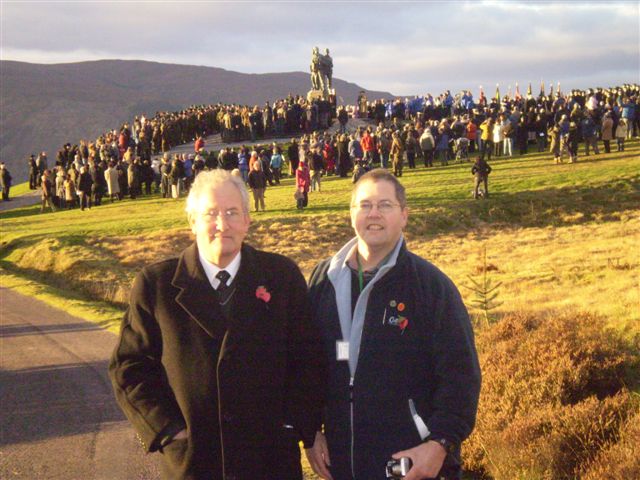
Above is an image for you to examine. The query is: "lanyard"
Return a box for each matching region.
[356,251,364,293]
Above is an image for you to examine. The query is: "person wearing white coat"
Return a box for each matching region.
[104,162,120,201]
[492,118,504,157]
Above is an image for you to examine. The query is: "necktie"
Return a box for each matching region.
[216,270,231,293]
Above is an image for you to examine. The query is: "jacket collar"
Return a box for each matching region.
[326,235,406,376]
[172,242,225,338]
[171,242,268,339]
[327,234,407,284]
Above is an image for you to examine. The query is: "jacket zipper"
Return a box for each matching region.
[349,376,355,478]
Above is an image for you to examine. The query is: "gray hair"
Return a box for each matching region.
[185,170,250,215]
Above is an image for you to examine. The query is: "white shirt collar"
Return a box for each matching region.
[198,250,242,290]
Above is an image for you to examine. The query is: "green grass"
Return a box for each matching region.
[1,140,638,333]
[7,181,32,197]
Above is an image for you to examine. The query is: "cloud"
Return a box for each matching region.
[1,1,638,96]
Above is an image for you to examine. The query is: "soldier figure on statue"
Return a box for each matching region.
[320,48,333,91]
[310,47,322,91]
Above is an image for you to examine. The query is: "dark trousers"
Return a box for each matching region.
[423,150,434,167]
[272,167,281,184]
[481,140,493,161]
[161,177,171,198]
[437,149,449,166]
[603,139,611,153]
[407,152,416,168]
[92,185,102,206]
[474,175,489,199]
[584,136,599,156]
[296,191,308,209]
[129,182,139,199]
[79,191,91,210]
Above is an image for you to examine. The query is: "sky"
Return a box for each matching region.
[1,0,639,97]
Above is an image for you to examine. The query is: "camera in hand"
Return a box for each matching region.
[385,457,412,478]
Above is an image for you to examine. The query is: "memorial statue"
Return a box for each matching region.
[309,46,334,99]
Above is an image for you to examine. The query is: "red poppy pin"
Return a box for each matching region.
[255,286,271,303]
[384,299,409,334]
[398,316,409,332]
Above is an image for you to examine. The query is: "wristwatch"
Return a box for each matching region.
[429,436,456,454]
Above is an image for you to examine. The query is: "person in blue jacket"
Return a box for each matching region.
[620,97,636,139]
[305,169,481,480]
[580,114,600,156]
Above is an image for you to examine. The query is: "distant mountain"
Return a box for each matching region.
[0,59,394,181]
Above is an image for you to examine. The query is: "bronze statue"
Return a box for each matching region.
[320,48,333,90]
[310,47,322,91]
[310,46,334,95]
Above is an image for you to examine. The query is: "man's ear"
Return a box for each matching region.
[188,213,197,235]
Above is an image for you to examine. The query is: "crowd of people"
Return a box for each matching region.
[348,82,638,167]
[21,82,637,213]
[25,92,336,212]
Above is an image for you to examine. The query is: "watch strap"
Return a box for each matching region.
[429,436,456,454]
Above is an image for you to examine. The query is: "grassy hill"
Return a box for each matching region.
[1,141,639,478]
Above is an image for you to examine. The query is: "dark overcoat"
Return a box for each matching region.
[109,243,326,480]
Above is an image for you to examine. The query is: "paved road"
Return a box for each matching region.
[0,191,40,213]
[0,287,160,479]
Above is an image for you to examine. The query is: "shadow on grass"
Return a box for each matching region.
[0,204,43,220]
[407,174,640,234]
[496,149,638,170]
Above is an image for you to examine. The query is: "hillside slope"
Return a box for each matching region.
[0,59,393,180]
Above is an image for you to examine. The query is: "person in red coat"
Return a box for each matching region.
[295,159,311,210]
[194,135,205,153]
[323,141,336,175]
[360,129,375,164]
[466,120,478,153]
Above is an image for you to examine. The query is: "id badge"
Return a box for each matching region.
[336,341,349,361]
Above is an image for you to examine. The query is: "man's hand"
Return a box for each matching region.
[392,440,447,480]
[304,431,333,480]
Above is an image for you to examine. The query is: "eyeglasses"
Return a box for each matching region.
[351,200,401,214]
[199,208,244,223]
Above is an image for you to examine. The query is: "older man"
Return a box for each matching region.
[306,169,481,480]
[110,170,325,480]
